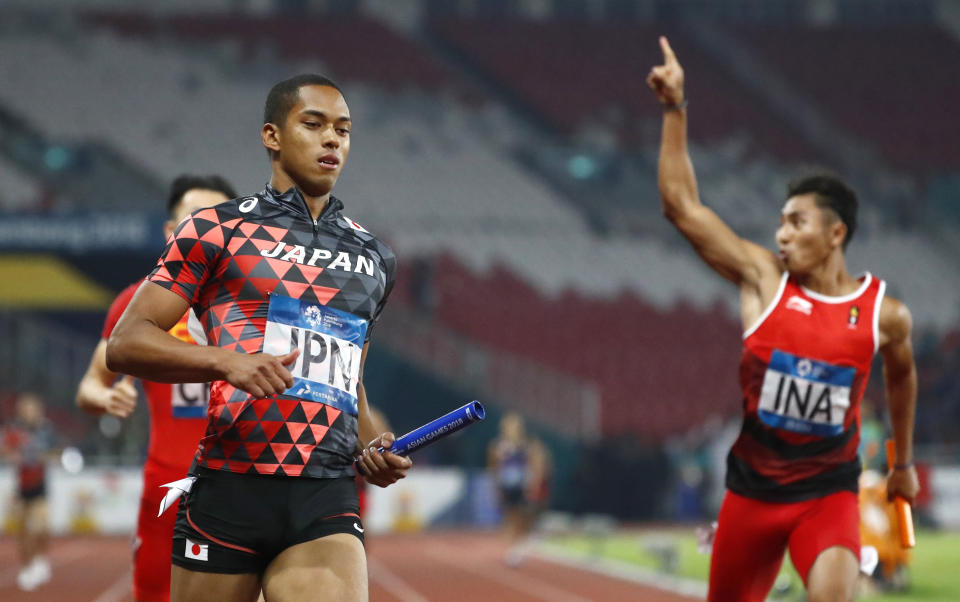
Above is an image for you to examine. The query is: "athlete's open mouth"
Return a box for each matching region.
[318,154,340,170]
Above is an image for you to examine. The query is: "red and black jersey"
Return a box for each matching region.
[148,185,396,478]
[727,272,885,502]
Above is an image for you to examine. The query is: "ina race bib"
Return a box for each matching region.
[262,294,367,416]
[757,349,855,437]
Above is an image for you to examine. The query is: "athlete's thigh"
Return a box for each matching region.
[262,533,367,602]
[170,564,261,602]
[22,498,48,532]
[708,491,791,602]
[787,490,860,598]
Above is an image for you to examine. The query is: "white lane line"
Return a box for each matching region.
[91,570,132,602]
[368,557,429,602]
[425,543,592,602]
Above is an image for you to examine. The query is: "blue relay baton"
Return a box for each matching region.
[355,401,485,473]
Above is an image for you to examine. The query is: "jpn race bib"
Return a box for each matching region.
[262,294,367,417]
[757,349,855,437]
[171,382,210,418]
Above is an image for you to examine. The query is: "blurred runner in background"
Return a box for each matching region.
[3,392,57,591]
[76,174,236,602]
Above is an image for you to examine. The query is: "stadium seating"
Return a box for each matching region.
[429,20,818,160]
[0,158,42,210]
[732,24,960,172]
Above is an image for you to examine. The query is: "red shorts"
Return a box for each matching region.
[134,462,186,602]
[708,490,860,602]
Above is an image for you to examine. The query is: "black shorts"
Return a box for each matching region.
[500,486,527,509]
[19,484,46,502]
[172,467,363,574]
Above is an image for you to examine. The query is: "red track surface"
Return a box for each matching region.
[0,532,700,601]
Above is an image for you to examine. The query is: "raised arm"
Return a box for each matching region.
[647,36,778,287]
[877,296,920,504]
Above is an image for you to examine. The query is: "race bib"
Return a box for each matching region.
[171,382,210,418]
[262,294,367,416]
[757,350,855,437]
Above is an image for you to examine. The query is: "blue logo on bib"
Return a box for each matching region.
[263,294,368,416]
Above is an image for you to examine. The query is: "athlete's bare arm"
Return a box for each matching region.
[877,295,920,503]
[355,342,412,487]
[648,37,782,320]
[106,281,298,397]
[75,340,137,418]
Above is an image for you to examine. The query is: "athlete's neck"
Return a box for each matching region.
[269,172,330,220]
[792,253,859,296]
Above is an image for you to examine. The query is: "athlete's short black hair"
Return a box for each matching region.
[263,74,343,126]
[167,174,237,218]
[787,173,858,249]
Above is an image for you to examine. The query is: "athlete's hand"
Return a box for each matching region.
[104,374,138,418]
[887,465,920,505]
[647,36,685,107]
[221,349,300,399]
[356,432,413,488]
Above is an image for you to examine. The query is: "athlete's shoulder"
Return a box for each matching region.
[331,199,396,260]
[878,294,912,346]
[174,195,269,244]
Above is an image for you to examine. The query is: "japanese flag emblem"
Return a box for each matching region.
[185,539,208,561]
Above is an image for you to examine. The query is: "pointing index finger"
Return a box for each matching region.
[659,35,677,65]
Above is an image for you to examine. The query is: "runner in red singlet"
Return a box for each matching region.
[76,174,237,602]
[647,37,919,602]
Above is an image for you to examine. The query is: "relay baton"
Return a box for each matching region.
[885,439,916,548]
[355,401,485,474]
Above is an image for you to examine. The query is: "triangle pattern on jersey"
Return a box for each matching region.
[260,420,285,441]
[228,460,253,474]
[286,422,308,443]
[282,446,304,465]
[325,407,342,426]
[254,463,280,475]
[269,424,294,444]
[294,444,314,465]
[301,402,325,424]
[270,443,294,464]
[275,399,300,421]
[215,405,234,427]
[238,221,260,238]
[295,426,316,445]
[244,423,269,443]
[286,404,308,423]
[255,401,281,421]
[253,445,279,464]
[309,424,330,444]
[227,442,251,462]
[243,442,268,462]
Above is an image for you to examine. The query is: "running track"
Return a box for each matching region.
[0,532,701,601]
